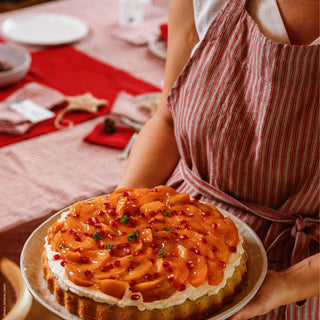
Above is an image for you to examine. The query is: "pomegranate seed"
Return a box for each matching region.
[177,284,186,291]
[60,260,67,267]
[68,229,75,234]
[73,214,80,218]
[152,188,158,192]
[163,261,171,268]
[128,216,137,225]
[211,246,217,252]
[75,247,82,253]
[106,263,113,270]
[74,234,82,242]
[171,210,178,216]
[98,210,105,216]
[153,272,160,278]
[108,233,115,239]
[187,213,194,217]
[84,270,92,277]
[81,257,90,264]
[201,210,210,217]
[101,266,109,272]
[92,217,100,224]
[144,273,152,281]
[185,224,192,230]
[167,267,173,272]
[99,230,106,238]
[114,260,121,267]
[186,261,194,269]
[193,199,199,203]
[129,280,137,286]
[98,244,105,249]
[109,275,117,280]
[181,219,188,224]
[117,244,122,250]
[153,248,159,254]
[179,234,188,240]
[86,218,94,225]
[149,258,155,264]
[53,254,61,260]
[124,248,131,255]
[190,247,200,255]
[131,294,141,301]
[211,222,217,229]
[110,220,116,227]
[104,203,111,209]
[149,211,157,217]
[200,237,207,243]
[167,274,175,282]
[109,209,116,216]
[178,211,186,216]
[230,246,237,252]
[134,249,143,256]
[95,223,101,229]
[122,191,129,197]
[150,218,159,224]
[220,261,226,268]
[126,263,134,271]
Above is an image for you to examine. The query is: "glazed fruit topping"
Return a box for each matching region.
[47,186,240,302]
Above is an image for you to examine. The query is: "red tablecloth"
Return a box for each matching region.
[0,46,159,147]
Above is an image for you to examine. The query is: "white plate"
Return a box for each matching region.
[148,35,167,60]
[21,203,267,320]
[1,13,89,46]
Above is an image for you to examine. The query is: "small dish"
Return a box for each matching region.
[148,35,167,60]
[0,44,31,87]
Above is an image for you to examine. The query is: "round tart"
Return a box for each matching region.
[42,186,247,320]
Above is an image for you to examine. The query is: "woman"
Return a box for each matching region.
[118,0,320,318]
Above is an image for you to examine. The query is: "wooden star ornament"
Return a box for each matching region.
[54,93,108,129]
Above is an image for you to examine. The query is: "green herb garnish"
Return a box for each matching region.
[163,209,172,217]
[162,226,172,232]
[93,231,103,241]
[104,243,117,250]
[127,230,139,241]
[120,215,129,224]
[158,249,167,259]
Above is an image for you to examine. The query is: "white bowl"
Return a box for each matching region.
[0,44,31,87]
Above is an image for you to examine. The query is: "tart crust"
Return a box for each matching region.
[42,249,248,320]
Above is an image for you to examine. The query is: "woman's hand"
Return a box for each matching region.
[228,253,320,320]
[227,270,289,319]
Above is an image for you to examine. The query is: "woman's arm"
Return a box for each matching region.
[228,253,320,320]
[118,0,199,188]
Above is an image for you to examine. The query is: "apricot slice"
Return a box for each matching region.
[122,260,153,281]
[99,279,128,299]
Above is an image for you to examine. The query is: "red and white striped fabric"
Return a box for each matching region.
[167,0,319,319]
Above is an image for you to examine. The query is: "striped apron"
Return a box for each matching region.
[166,0,320,319]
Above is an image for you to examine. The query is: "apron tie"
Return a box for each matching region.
[179,161,320,265]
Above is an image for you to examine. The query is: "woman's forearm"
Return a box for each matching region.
[118,108,180,188]
[280,253,320,304]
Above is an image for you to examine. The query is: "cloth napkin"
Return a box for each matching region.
[159,23,168,43]
[0,46,159,148]
[0,82,65,136]
[84,91,160,149]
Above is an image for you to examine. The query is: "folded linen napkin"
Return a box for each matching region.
[84,91,161,149]
[0,82,65,135]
